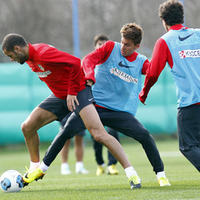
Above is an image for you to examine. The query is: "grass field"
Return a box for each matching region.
[0,137,199,200]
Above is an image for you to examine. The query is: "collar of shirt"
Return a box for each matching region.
[125,51,138,62]
[169,24,186,31]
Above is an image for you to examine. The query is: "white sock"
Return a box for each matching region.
[29,161,40,170]
[76,161,83,169]
[61,163,69,168]
[156,171,166,180]
[39,161,49,173]
[124,166,138,179]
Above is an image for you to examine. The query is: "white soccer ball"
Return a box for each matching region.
[0,170,23,193]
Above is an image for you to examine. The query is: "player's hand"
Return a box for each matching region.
[67,95,79,111]
[86,79,94,86]
[139,91,147,105]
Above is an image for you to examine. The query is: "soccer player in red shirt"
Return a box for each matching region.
[2,33,138,188]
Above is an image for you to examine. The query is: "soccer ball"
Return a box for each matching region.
[0,170,24,193]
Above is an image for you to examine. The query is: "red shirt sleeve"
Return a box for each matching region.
[139,38,173,103]
[141,59,149,75]
[82,41,115,83]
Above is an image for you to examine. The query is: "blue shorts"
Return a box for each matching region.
[38,86,95,122]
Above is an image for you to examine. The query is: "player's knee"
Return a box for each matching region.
[93,132,104,144]
[21,122,31,136]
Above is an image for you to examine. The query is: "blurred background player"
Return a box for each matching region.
[60,113,88,175]
[93,34,120,176]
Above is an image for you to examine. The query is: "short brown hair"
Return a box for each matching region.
[120,23,143,45]
[159,0,184,26]
[2,33,27,52]
[94,34,108,46]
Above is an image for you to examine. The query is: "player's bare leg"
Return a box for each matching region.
[23,104,141,188]
[74,135,88,174]
[60,140,71,163]
[60,139,71,175]
[75,135,84,162]
[79,104,131,169]
[21,107,57,164]
[79,104,142,189]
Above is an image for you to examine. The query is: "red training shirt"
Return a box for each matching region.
[26,43,86,99]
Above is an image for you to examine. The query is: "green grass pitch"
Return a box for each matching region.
[0,137,199,200]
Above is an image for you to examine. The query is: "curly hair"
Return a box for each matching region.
[120,23,143,45]
[159,0,184,26]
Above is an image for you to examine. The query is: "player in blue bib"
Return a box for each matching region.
[140,0,200,174]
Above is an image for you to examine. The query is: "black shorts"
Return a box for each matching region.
[75,85,95,115]
[38,86,95,122]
